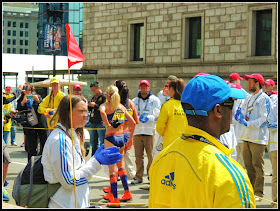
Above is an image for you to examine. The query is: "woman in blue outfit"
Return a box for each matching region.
[99,85,136,207]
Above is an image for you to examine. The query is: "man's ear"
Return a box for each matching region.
[213,104,223,118]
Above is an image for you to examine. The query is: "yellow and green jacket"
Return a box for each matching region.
[156,98,188,149]
[38,91,65,129]
[3,93,15,131]
[149,126,256,208]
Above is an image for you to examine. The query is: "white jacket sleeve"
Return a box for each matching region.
[50,133,101,190]
[147,96,161,122]
[246,96,271,128]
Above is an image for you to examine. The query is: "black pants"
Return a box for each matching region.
[24,127,47,162]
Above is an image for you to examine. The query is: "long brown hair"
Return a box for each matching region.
[169,78,185,100]
[50,95,86,158]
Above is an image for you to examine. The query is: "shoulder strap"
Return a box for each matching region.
[181,134,215,147]
[25,156,35,207]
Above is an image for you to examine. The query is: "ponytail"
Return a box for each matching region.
[169,78,185,100]
[106,85,120,111]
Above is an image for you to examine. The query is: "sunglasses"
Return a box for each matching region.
[220,98,234,110]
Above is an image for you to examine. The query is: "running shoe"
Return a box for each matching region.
[20,142,25,147]
[11,143,17,146]
[103,185,111,193]
[107,198,120,208]
[103,192,113,201]
[119,190,132,202]
[3,188,10,202]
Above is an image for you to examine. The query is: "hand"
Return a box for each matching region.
[234,108,242,121]
[33,95,40,102]
[139,113,149,123]
[239,113,248,126]
[125,138,133,151]
[94,144,122,165]
[88,102,96,107]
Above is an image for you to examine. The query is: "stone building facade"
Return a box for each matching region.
[82,3,277,98]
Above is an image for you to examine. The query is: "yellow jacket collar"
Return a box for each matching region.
[182,125,233,156]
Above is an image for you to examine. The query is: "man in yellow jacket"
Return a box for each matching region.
[38,77,65,130]
[3,87,15,144]
[149,74,256,208]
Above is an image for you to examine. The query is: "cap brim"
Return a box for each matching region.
[230,87,246,99]
[239,77,244,80]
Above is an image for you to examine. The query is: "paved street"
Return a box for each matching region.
[3,130,276,208]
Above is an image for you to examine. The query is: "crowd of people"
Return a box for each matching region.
[2,72,277,208]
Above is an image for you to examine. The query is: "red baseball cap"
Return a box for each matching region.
[5,86,12,90]
[229,72,243,81]
[244,74,265,85]
[139,80,150,87]
[164,84,169,88]
[194,72,209,78]
[230,83,242,89]
[264,79,275,86]
[272,91,277,95]
[73,84,81,90]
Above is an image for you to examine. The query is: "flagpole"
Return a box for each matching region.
[68,68,77,208]
[66,23,84,208]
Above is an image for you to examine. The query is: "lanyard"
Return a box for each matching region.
[138,97,149,114]
[246,92,262,114]
[181,134,215,147]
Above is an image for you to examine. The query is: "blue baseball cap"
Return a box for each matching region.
[181,74,246,116]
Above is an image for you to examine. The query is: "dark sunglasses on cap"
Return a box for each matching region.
[220,98,234,110]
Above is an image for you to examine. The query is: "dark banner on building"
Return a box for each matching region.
[44,23,62,52]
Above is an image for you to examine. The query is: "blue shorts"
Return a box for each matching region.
[105,133,125,148]
[124,131,130,142]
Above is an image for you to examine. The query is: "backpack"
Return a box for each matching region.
[12,155,61,208]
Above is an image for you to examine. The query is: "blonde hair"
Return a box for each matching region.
[106,85,120,111]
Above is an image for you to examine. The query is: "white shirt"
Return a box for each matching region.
[41,123,101,208]
[157,90,170,105]
[132,94,161,136]
[239,89,272,145]
[232,98,245,143]
[267,98,278,152]
[219,124,237,160]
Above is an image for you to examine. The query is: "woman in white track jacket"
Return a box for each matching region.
[42,95,122,208]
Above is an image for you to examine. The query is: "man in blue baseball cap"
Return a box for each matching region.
[149,74,256,208]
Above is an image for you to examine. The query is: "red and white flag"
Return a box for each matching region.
[66,23,85,69]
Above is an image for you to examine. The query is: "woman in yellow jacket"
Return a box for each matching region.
[38,77,65,130]
[156,78,187,150]
[3,89,15,144]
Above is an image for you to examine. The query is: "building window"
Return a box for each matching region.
[8,21,11,27]
[25,49,28,54]
[25,40,28,46]
[13,21,16,27]
[255,9,272,56]
[13,31,16,36]
[25,31,28,37]
[20,22,24,28]
[20,31,23,37]
[8,30,11,36]
[7,39,11,45]
[25,23,29,28]
[13,39,16,45]
[133,23,144,61]
[20,49,23,54]
[20,40,23,45]
[13,48,16,53]
[184,16,202,59]
[7,48,11,53]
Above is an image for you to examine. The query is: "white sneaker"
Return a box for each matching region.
[255,196,262,202]
[11,143,17,146]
